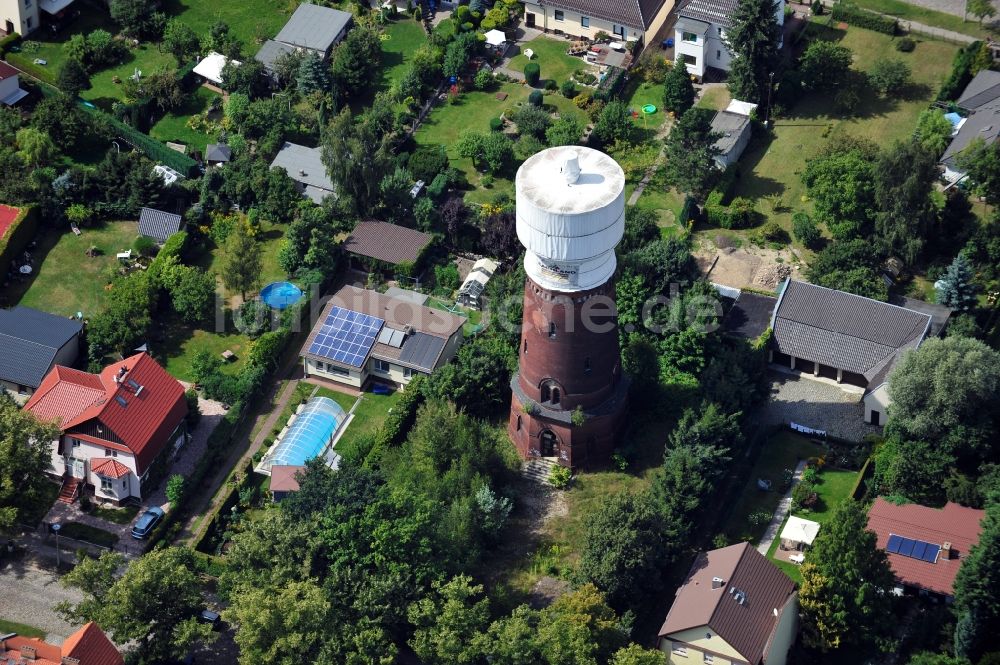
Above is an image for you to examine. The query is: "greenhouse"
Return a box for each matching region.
[257,396,347,475]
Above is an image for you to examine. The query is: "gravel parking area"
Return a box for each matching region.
[0,561,82,644]
[763,370,881,443]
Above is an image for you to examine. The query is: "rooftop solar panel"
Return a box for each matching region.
[921,544,940,563]
[886,534,942,564]
[308,306,384,368]
[886,534,902,553]
[898,538,915,557]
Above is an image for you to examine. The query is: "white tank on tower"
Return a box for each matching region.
[515,146,626,293]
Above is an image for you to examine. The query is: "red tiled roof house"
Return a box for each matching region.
[658,542,798,665]
[25,352,187,505]
[867,498,986,598]
[1,621,124,665]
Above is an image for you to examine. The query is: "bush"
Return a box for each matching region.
[830,3,897,34]
[0,206,38,276]
[528,89,543,106]
[474,68,493,90]
[869,59,911,96]
[749,220,788,246]
[166,474,186,506]
[544,79,557,91]
[811,0,823,14]
[185,388,201,427]
[408,144,450,182]
[705,192,761,229]
[489,116,503,131]
[895,37,916,52]
[792,212,821,248]
[234,300,271,338]
[560,80,576,98]
[549,465,572,489]
[791,480,819,509]
[434,263,460,292]
[573,91,592,109]
[133,235,159,257]
[524,61,540,86]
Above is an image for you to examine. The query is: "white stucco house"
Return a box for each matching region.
[674,0,785,80]
[25,352,188,505]
[522,0,675,46]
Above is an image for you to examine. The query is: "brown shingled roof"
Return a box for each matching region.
[659,542,796,665]
[344,220,432,265]
[867,498,985,596]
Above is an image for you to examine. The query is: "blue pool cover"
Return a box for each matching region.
[260,396,346,473]
[944,112,962,127]
[260,281,304,310]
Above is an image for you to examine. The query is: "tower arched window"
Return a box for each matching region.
[523,339,528,355]
[551,387,561,405]
[584,357,592,374]
[548,322,557,338]
[541,383,551,402]
[540,380,562,407]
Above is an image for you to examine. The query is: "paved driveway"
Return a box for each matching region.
[763,370,881,443]
[0,561,82,644]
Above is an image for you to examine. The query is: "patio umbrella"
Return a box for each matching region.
[485,29,506,47]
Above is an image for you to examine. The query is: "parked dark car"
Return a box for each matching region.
[130,506,165,540]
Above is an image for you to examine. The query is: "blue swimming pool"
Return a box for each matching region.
[259,397,347,473]
[260,281,304,310]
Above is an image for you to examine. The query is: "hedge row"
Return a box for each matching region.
[81,103,198,176]
[0,32,21,59]
[704,191,762,229]
[362,375,427,467]
[937,41,984,102]
[829,3,897,35]
[0,205,39,276]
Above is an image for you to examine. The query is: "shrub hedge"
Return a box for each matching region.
[0,205,39,275]
[830,3,897,34]
[937,41,983,102]
[81,104,198,176]
[0,32,21,59]
[524,62,540,86]
[705,192,761,229]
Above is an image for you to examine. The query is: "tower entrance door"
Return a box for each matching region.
[540,430,558,457]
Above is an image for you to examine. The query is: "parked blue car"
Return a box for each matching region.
[130,506,165,539]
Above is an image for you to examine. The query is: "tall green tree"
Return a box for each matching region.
[593,100,635,146]
[221,218,262,300]
[576,492,668,612]
[936,253,979,310]
[953,504,1000,661]
[662,107,720,200]
[15,127,57,167]
[799,40,853,91]
[296,51,331,95]
[799,501,896,653]
[109,0,163,38]
[58,548,215,663]
[873,140,938,263]
[886,336,1000,462]
[956,136,1000,203]
[801,136,879,239]
[161,19,199,65]
[321,106,395,215]
[331,22,383,99]
[915,109,955,157]
[87,273,152,362]
[724,0,781,103]
[0,398,59,530]
[57,58,91,98]
[662,58,695,115]
[408,576,491,665]
[226,580,332,665]
[967,0,996,25]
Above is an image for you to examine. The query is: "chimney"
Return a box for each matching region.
[942,542,952,559]
[21,645,36,660]
[561,153,581,184]
[61,657,81,665]
[711,577,725,590]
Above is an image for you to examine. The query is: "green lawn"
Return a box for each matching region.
[632,184,686,231]
[846,0,994,40]
[507,35,593,87]
[720,431,829,542]
[82,46,177,111]
[91,503,140,524]
[59,522,119,548]
[621,78,670,130]
[716,23,959,254]
[379,18,428,91]
[414,81,589,205]
[697,86,731,112]
[149,86,222,151]
[159,322,251,383]
[0,620,45,639]
[166,0,295,48]
[767,467,859,583]
[5,10,115,84]
[7,221,139,318]
[333,388,402,460]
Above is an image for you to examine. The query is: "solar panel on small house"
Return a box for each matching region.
[886,534,941,563]
[308,306,384,368]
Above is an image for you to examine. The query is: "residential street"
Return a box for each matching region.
[0,560,82,644]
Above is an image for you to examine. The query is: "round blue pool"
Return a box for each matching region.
[260,281,304,310]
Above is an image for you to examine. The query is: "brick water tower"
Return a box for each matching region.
[507,146,629,469]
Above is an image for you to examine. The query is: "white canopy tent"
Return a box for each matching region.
[485,29,506,47]
[193,52,239,86]
[780,516,821,550]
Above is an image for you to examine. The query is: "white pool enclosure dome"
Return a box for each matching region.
[257,396,347,475]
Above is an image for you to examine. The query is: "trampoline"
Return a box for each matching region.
[260,281,304,310]
[258,396,347,474]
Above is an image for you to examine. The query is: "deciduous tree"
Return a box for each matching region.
[57,58,90,98]
[408,575,491,665]
[953,504,1000,661]
[799,501,896,652]
[0,398,59,530]
[800,40,853,91]
[58,548,215,663]
[593,100,634,146]
[162,19,199,65]
[221,218,262,300]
